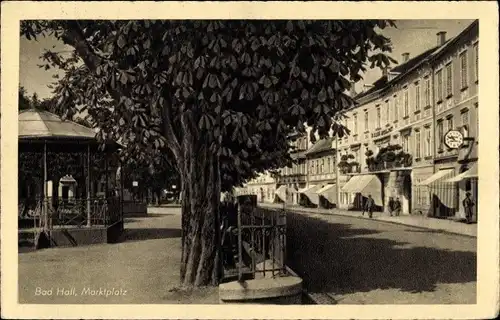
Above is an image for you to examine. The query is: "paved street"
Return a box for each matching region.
[285,210,477,304]
[18,207,218,304]
[18,206,476,304]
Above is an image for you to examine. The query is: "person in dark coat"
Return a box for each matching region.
[363,195,375,218]
[463,192,475,224]
[388,197,395,216]
[393,197,402,216]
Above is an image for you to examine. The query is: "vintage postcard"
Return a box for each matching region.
[1,1,499,319]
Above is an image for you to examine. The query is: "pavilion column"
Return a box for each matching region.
[86,144,91,227]
[105,151,109,198]
[43,142,48,230]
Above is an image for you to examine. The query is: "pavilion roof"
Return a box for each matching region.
[19,109,97,141]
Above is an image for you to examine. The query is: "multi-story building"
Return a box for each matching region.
[275,132,309,204]
[241,20,478,221]
[421,20,478,220]
[338,20,478,218]
[339,45,439,213]
[238,171,276,203]
[300,137,337,207]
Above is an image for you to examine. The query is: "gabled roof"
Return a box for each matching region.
[305,138,334,156]
[19,109,97,140]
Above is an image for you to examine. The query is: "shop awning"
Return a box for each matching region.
[418,169,455,186]
[445,164,478,182]
[302,185,324,205]
[341,175,382,206]
[317,184,337,204]
[275,185,287,202]
[298,185,316,194]
[342,175,366,193]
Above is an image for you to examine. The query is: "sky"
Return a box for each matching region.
[19,19,475,100]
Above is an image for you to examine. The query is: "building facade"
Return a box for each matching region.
[302,138,337,207]
[238,171,277,203]
[275,133,309,204]
[427,21,479,220]
[240,20,478,221]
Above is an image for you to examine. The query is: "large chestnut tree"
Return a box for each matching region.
[21,20,396,286]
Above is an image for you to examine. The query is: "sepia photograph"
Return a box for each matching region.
[1,1,499,319]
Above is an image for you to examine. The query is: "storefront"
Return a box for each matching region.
[341,174,383,211]
[419,167,457,218]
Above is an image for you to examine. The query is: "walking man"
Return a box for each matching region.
[463,192,475,224]
[393,197,402,217]
[364,195,375,218]
[388,197,395,216]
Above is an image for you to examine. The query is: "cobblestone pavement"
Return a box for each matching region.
[285,210,477,304]
[18,207,219,304]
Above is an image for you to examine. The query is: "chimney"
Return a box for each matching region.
[401,52,410,63]
[437,31,447,46]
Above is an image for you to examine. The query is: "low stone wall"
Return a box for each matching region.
[219,276,302,304]
[46,221,124,248]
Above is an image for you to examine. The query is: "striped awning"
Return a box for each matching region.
[446,163,478,182]
[418,169,455,186]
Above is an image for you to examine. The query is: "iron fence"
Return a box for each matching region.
[19,196,122,230]
[236,198,287,281]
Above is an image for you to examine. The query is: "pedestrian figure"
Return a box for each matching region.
[463,192,475,224]
[388,197,395,216]
[393,197,402,216]
[363,195,375,218]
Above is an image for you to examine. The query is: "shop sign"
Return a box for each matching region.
[372,126,393,139]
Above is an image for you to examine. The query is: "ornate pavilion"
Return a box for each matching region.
[18,109,124,248]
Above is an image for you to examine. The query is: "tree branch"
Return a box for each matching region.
[61,21,184,164]
[161,96,183,167]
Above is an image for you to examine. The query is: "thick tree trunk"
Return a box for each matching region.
[179,139,221,287]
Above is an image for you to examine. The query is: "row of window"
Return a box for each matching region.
[282,163,306,176]
[345,42,478,138]
[309,156,335,175]
[436,43,478,102]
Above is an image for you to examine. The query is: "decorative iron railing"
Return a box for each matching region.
[236,199,287,281]
[18,197,122,229]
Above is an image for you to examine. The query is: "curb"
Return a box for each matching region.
[316,210,477,239]
[262,206,477,239]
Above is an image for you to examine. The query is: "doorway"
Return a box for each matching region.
[402,174,412,214]
[61,186,69,202]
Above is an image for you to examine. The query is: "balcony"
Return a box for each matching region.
[366,158,412,172]
[338,162,361,175]
[365,147,413,172]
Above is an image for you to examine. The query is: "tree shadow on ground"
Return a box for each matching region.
[286,212,476,296]
[121,228,182,242]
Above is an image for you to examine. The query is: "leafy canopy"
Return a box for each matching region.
[22,20,397,190]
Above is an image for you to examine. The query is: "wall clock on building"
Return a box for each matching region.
[444,130,464,149]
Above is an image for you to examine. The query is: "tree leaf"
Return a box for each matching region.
[117,35,126,49]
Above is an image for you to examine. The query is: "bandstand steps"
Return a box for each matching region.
[18,229,36,248]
